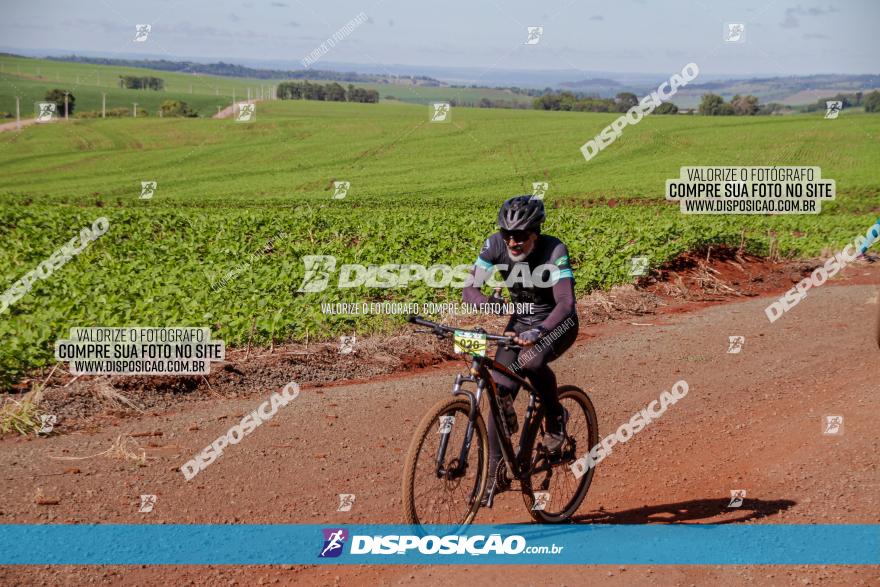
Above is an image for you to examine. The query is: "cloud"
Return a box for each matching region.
[271,1,288,6]
[803,32,829,39]
[229,13,242,23]
[806,6,838,15]
[588,15,604,21]
[59,18,127,34]
[287,21,300,27]
[781,5,840,29]
[160,21,275,43]
[780,8,800,28]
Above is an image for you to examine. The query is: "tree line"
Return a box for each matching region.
[118,75,164,90]
[801,91,880,113]
[533,91,678,114]
[276,81,379,103]
[54,55,439,84]
[700,91,880,115]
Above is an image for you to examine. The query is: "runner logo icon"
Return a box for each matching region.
[319,528,348,558]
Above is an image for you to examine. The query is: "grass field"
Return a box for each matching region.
[1,97,879,386]
[0,55,531,118]
[0,55,285,118]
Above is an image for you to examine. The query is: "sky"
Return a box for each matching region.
[1,0,877,77]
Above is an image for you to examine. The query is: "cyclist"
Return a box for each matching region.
[463,195,579,503]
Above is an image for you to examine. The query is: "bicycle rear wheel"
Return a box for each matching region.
[520,385,599,523]
[402,396,489,527]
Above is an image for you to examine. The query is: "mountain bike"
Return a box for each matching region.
[401,315,599,526]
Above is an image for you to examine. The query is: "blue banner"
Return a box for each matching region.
[0,524,877,565]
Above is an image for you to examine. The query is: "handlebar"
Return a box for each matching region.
[407,314,521,349]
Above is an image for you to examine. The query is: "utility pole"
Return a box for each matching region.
[63,92,69,120]
[102,93,106,118]
[217,105,222,116]
[232,88,236,109]
[15,96,20,130]
[97,71,100,86]
[133,102,138,118]
[247,88,251,103]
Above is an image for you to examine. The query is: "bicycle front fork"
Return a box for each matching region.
[434,371,480,480]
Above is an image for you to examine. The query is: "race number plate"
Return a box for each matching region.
[453,330,487,357]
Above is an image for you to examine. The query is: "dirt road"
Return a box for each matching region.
[0,117,42,133]
[1,263,878,585]
[213,99,265,119]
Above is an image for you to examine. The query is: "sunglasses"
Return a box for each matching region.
[501,230,532,243]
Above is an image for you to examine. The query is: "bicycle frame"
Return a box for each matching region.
[439,351,542,484]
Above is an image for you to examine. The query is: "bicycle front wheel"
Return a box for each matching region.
[402,396,489,527]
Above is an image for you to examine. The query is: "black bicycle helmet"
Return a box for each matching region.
[497,195,545,232]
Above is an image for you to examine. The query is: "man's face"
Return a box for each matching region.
[501,229,538,262]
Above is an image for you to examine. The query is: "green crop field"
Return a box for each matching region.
[1,97,879,386]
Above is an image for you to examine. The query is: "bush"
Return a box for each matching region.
[44,89,75,117]
[731,94,759,115]
[159,100,197,117]
[864,91,880,113]
[655,102,679,114]
[698,94,725,115]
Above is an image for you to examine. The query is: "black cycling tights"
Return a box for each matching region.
[486,318,578,472]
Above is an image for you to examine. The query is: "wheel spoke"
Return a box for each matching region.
[407,404,484,526]
[524,391,597,520]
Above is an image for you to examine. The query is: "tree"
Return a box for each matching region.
[698,93,725,115]
[44,89,75,117]
[118,75,165,90]
[159,100,197,117]
[864,91,880,113]
[558,91,577,111]
[730,94,759,115]
[615,92,639,112]
[324,82,346,102]
[533,94,561,110]
[655,102,678,114]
